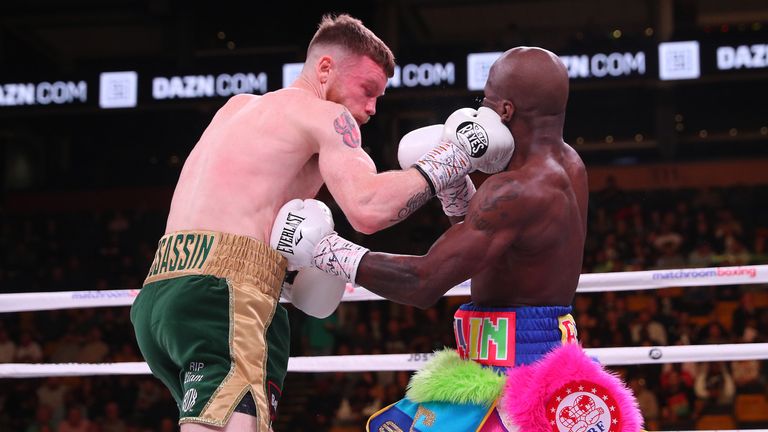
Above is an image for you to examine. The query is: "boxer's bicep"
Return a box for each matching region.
[422,177,526,276]
[318,108,376,176]
[424,206,518,284]
[317,109,378,218]
[425,224,499,281]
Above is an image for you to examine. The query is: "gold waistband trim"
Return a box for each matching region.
[143,230,287,298]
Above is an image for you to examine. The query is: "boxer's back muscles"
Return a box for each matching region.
[470,144,587,307]
[165,90,327,241]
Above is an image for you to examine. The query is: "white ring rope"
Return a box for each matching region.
[1,265,767,432]
[0,264,765,313]
[1,343,767,378]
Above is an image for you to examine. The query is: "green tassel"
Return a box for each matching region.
[405,349,506,406]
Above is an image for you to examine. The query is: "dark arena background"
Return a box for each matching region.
[2,1,768,431]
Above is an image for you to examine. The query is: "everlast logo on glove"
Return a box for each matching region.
[455,121,489,158]
[274,212,306,256]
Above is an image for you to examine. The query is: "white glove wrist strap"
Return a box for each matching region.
[312,233,369,284]
[437,176,476,217]
[414,141,472,194]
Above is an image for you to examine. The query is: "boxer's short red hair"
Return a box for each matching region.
[308,14,395,78]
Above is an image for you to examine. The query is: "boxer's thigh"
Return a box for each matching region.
[152,275,233,420]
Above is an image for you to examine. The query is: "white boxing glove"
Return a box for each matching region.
[443,107,515,174]
[397,124,444,170]
[398,124,476,217]
[270,199,334,271]
[414,107,514,192]
[281,267,346,318]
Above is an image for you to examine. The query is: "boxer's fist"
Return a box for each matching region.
[442,107,515,174]
[281,267,346,318]
[413,107,514,193]
[397,124,443,169]
[270,199,334,271]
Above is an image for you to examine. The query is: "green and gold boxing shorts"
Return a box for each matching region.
[130,230,288,431]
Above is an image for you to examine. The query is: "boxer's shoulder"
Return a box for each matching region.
[279,94,351,131]
[270,88,345,113]
[469,171,559,234]
[473,172,530,209]
[225,92,261,106]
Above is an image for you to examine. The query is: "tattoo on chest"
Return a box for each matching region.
[391,185,432,223]
[333,111,361,148]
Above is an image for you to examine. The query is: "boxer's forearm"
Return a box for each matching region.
[329,168,434,234]
[355,252,444,309]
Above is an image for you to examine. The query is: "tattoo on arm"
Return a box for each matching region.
[478,190,520,212]
[333,111,361,148]
[469,212,494,234]
[391,185,432,223]
[470,185,521,235]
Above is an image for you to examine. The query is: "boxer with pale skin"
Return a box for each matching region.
[167,49,424,239]
[131,14,514,432]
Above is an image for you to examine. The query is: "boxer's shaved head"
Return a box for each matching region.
[486,47,569,116]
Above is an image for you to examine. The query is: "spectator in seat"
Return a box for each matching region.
[730,357,763,393]
[57,406,91,432]
[25,403,55,432]
[693,361,736,414]
[687,240,714,268]
[718,237,751,266]
[98,401,127,432]
[0,328,16,363]
[631,308,668,346]
[659,367,696,429]
[76,329,109,364]
[629,375,659,428]
[15,332,43,363]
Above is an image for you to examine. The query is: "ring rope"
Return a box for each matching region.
[1,264,765,313]
[1,343,766,378]
[2,265,767,432]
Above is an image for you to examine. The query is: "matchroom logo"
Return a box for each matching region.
[99,71,138,109]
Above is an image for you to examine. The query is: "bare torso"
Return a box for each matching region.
[354,141,589,310]
[166,89,335,241]
[470,144,588,307]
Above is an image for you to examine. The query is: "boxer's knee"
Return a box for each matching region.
[180,412,260,432]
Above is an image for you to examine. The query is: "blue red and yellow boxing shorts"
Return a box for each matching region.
[367,303,643,432]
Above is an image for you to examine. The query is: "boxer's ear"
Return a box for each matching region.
[317,56,332,84]
[500,100,515,122]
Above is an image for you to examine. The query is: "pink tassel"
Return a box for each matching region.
[500,344,643,432]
